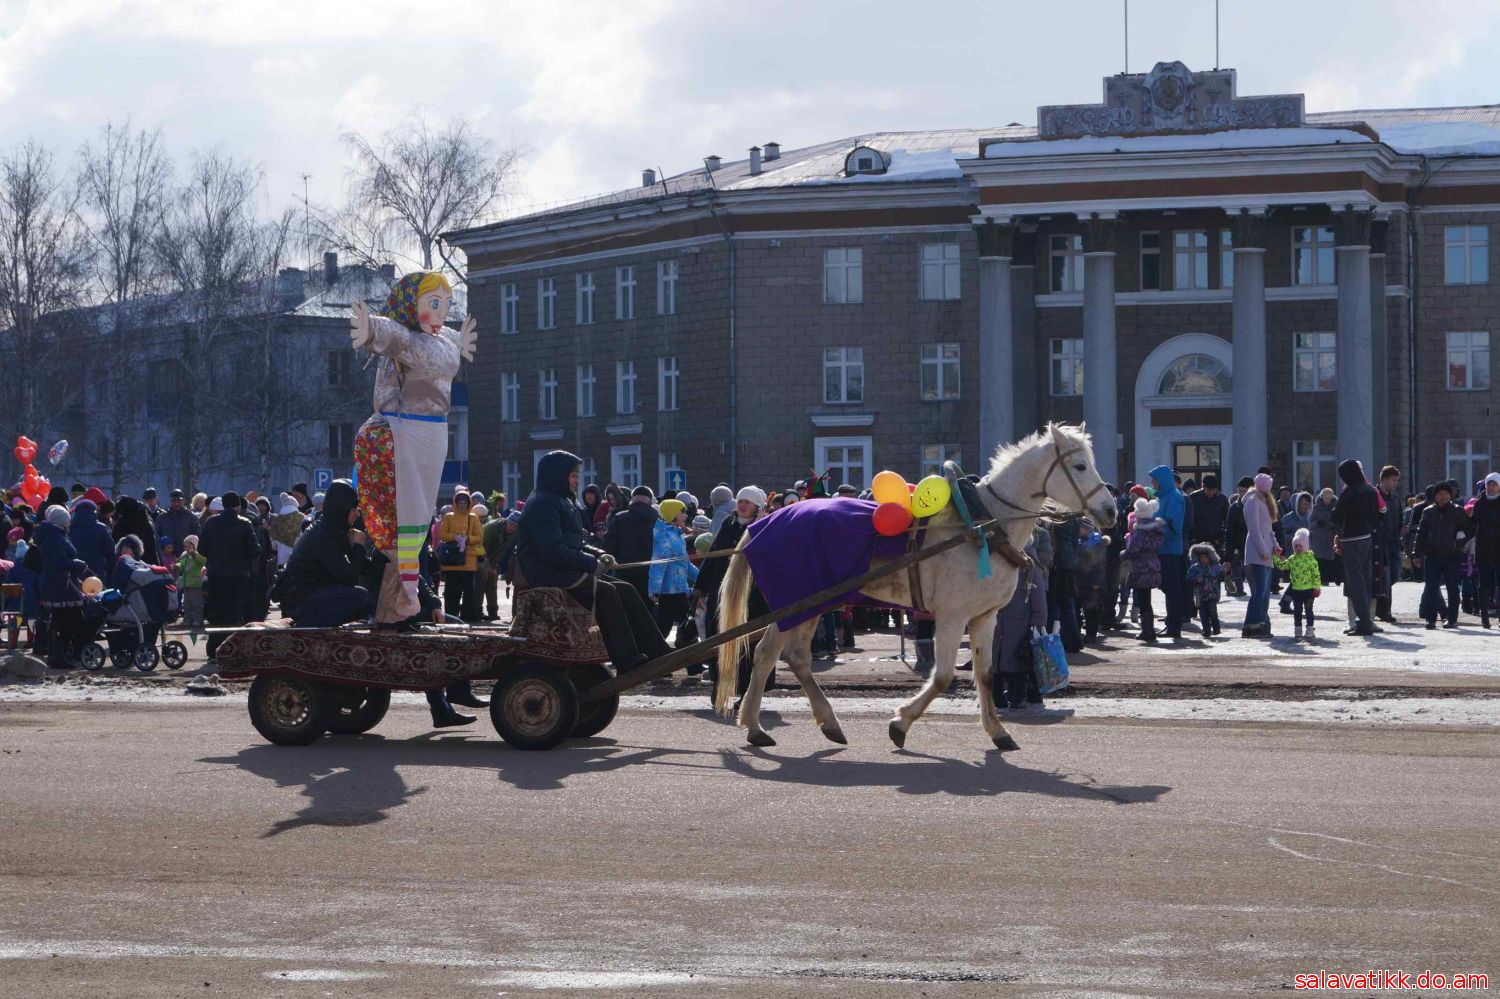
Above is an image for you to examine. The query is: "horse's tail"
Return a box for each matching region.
[713,533,754,717]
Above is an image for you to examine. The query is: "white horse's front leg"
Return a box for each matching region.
[966,611,1020,751]
[889,617,963,748]
[782,629,846,745]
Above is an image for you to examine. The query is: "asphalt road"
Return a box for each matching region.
[0,701,1496,998]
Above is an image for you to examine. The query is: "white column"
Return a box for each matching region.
[1336,232,1374,472]
[1368,233,1388,467]
[1010,262,1037,437]
[979,255,1014,459]
[1230,243,1268,475]
[1082,250,1118,483]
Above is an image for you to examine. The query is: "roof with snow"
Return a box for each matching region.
[465,103,1500,234]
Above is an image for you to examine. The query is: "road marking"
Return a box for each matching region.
[1266,836,1500,896]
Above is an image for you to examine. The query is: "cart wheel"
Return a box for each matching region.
[248,674,333,746]
[134,644,160,672]
[326,686,391,735]
[162,641,189,670]
[489,664,579,751]
[79,643,105,672]
[569,664,620,739]
[109,647,133,670]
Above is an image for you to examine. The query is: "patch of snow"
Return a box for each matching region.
[984,127,1373,158]
[727,146,964,189]
[1377,121,1500,156]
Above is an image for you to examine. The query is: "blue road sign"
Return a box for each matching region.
[666,469,686,492]
[313,468,334,492]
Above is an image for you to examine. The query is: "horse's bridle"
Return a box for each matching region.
[983,439,1108,522]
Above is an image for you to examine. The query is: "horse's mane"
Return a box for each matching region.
[982,423,1093,521]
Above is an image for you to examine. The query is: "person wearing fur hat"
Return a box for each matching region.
[1415,481,1473,629]
[1122,498,1165,643]
[1185,542,1225,636]
[649,498,698,639]
[602,485,658,605]
[1273,528,1323,639]
[708,484,735,533]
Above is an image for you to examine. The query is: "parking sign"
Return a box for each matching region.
[313,468,333,492]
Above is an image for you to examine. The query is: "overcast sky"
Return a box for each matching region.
[2,0,1497,246]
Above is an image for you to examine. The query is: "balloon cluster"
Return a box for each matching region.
[869,470,953,536]
[13,436,51,509]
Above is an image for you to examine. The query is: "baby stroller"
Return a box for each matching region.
[83,560,188,672]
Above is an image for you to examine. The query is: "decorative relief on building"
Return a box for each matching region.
[1037,62,1305,138]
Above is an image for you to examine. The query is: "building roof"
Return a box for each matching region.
[455,103,1500,239]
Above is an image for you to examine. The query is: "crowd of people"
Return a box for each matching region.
[6,452,1497,720]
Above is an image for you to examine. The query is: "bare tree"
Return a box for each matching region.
[153,152,266,491]
[333,117,520,279]
[76,122,171,494]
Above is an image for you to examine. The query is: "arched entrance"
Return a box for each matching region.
[1133,334,1233,483]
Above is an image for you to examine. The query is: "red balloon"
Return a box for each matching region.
[873,501,913,537]
[908,482,917,492]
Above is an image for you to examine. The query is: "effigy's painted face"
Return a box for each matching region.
[418,286,453,334]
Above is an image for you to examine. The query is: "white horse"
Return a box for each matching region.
[713,423,1116,752]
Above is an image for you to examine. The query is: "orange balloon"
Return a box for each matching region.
[873,501,913,537]
[870,470,908,506]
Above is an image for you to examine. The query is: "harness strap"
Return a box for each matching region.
[906,522,929,614]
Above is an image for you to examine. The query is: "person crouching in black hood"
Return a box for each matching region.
[277,479,375,628]
[517,451,671,672]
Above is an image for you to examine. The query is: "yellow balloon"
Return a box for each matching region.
[81,576,103,596]
[870,470,910,507]
[911,475,952,518]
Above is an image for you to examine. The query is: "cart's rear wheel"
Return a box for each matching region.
[569,664,620,739]
[489,664,579,751]
[248,674,333,746]
[134,644,159,672]
[162,641,189,670]
[79,643,105,672]
[326,686,391,735]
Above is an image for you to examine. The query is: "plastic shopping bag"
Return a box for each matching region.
[1030,623,1070,695]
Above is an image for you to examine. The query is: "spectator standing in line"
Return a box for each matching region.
[198,491,261,660]
[1330,458,1380,637]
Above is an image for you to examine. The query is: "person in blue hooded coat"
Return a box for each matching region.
[1148,464,1189,639]
[34,506,90,669]
[68,499,116,580]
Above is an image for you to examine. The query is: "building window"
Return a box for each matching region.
[580,457,597,486]
[501,371,520,422]
[616,360,637,414]
[326,349,352,387]
[575,272,595,325]
[328,422,354,462]
[537,368,557,421]
[1049,234,1085,292]
[500,282,519,334]
[1444,226,1489,285]
[615,266,636,320]
[611,445,642,489]
[657,356,679,411]
[576,364,596,417]
[1139,231,1161,290]
[920,243,961,301]
[1293,440,1337,494]
[1446,439,1492,487]
[1293,333,1337,393]
[822,347,864,404]
[1173,230,1209,290]
[657,260,677,315]
[536,277,556,329]
[1158,354,1231,395]
[920,343,960,401]
[1292,226,1336,285]
[1447,331,1490,390]
[920,444,960,478]
[1049,337,1084,396]
[815,436,871,491]
[658,452,684,496]
[823,247,863,304]
[502,460,522,504]
[1219,230,1234,289]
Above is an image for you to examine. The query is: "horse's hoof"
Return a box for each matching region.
[887,720,907,749]
[820,722,848,745]
[747,730,777,748]
[992,733,1021,752]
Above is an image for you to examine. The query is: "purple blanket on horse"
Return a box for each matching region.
[744,498,909,630]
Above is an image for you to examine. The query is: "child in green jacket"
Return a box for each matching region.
[175,535,207,628]
[1273,527,1322,639]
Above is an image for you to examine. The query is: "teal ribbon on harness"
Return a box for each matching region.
[945,469,993,581]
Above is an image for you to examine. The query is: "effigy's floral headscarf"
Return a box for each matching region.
[380,271,451,333]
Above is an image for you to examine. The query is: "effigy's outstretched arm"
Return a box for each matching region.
[350,301,418,361]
